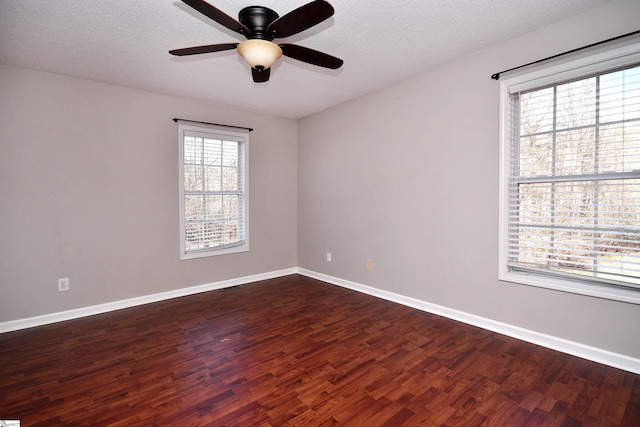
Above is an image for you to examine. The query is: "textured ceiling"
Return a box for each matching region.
[0,0,614,119]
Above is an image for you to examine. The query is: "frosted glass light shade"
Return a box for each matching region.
[237,40,283,69]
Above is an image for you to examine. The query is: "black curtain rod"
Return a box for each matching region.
[173,118,253,132]
[491,29,640,80]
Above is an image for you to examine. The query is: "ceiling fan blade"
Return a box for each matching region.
[267,0,334,39]
[169,43,238,56]
[181,0,250,36]
[252,67,271,83]
[280,44,343,69]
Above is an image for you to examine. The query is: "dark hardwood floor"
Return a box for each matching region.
[0,274,638,426]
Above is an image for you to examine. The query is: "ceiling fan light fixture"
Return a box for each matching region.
[237,39,282,70]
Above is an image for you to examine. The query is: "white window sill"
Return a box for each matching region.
[180,243,249,260]
[499,269,640,305]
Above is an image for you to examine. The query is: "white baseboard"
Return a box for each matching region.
[3,267,638,375]
[297,268,640,375]
[0,268,297,334]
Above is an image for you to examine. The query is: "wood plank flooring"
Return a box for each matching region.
[1,274,638,426]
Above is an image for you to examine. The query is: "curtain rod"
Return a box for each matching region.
[491,29,640,80]
[173,118,253,132]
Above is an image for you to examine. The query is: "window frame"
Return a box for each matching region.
[178,123,249,260]
[498,42,640,304]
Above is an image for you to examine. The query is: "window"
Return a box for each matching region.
[178,123,248,259]
[499,43,640,303]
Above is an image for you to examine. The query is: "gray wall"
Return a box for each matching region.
[297,0,640,358]
[0,66,298,322]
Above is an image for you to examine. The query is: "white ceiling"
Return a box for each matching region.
[0,0,613,119]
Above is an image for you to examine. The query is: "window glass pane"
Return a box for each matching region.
[204,138,222,166]
[600,66,640,123]
[594,180,640,284]
[222,166,238,191]
[222,141,239,166]
[185,223,203,250]
[184,136,202,164]
[203,195,223,219]
[184,195,224,220]
[515,182,553,268]
[204,166,221,192]
[184,195,203,221]
[600,122,640,173]
[551,230,595,273]
[223,195,239,219]
[597,253,640,285]
[555,128,595,176]
[204,222,225,247]
[556,77,596,130]
[553,181,595,228]
[517,183,553,227]
[520,87,554,135]
[519,134,553,177]
[184,165,203,191]
[597,179,640,231]
[225,220,239,244]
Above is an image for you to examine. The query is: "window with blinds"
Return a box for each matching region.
[499,44,640,303]
[178,124,248,259]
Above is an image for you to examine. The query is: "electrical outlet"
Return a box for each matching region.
[58,278,69,292]
[327,252,332,262]
[366,259,373,271]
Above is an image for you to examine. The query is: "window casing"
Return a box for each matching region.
[499,42,640,304]
[178,124,248,259]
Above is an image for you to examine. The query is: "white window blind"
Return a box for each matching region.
[506,64,640,290]
[178,124,248,259]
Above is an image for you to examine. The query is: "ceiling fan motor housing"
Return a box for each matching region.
[239,6,279,40]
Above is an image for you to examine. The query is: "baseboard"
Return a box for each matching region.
[3,267,639,375]
[0,268,297,334]
[297,268,640,375]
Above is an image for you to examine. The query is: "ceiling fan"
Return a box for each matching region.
[170,0,344,83]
